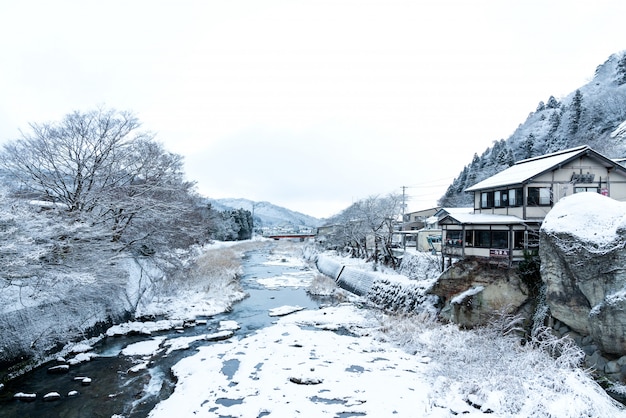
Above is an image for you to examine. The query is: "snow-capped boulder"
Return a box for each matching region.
[540,192,626,355]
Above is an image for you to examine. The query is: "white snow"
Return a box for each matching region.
[139,241,626,418]
[163,335,208,355]
[611,120,626,139]
[218,320,241,331]
[148,307,434,418]
[120,337,166,357]
[146,301,626,417]
[451,286,485,305]
[256,272,312,288]
[268,305,305,317]
[69,343,93,353]
[541,192,626,246]
[466,146,589,191]
[67,352,98,365]
[106,320,185,337]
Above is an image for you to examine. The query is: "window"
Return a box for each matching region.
[528,187,551,206]
[446,230,463,247]
[494,191,502,207]
[475,230,491,248]
[472,230,509,248]
[492,231,508,249]
[465,230,474,246]
[481,191,494,208]
[513,230,525,249]
[508,188,522,207]
[575,187,599,194]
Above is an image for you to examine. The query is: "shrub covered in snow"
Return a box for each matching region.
[376,312,626,416]
[397,250,442,281]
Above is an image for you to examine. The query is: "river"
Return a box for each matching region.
[0,241,329,418]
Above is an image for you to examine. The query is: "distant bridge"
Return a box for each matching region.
[264,233,316,240]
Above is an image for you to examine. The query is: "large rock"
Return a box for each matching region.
[429,259,531,328]
[540,193,626,355]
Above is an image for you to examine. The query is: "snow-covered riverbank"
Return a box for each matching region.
[143,243,626,417]
[5,240,624,417]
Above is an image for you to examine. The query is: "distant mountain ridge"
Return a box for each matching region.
[440,50,626,207]
[206,197,322,229]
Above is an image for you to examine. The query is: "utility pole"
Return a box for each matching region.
[401,186,407,221]
[401,186,408,251]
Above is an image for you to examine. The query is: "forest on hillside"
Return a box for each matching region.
[439,51,626,207]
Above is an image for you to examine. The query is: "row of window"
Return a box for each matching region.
[446,230,529,249]
[480,186,605,209]
[481,187,552,209]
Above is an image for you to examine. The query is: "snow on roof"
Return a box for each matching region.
[434,207,473,218]
[442,207,474,214]
[441,213,526,225]
[465,145,590,192]
[541,192,626,246]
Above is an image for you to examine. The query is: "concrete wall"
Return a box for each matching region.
[315,256,375,296]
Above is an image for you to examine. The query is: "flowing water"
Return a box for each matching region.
[0,242,327,418]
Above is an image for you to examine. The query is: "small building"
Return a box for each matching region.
[402,207,440,231]
[440,145,626,267]
[398,207,472,252]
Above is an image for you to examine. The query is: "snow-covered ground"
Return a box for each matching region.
[145,302,626,417]
[134,241,626,418]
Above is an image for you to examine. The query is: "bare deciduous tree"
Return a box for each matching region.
[0,107,208,252]
[321,193,402,267]
[0,108,150,212]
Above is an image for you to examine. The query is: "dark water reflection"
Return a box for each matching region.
[0,242,324,418]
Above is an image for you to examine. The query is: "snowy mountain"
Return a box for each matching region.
[440,50,626,206]
[206,198,322,229]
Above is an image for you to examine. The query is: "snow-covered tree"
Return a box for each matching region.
[569,89,584,135]
[0,107,208,253]
[617,54,626,85]
[536,101,545,112]
[546,95,560,109]
[322,193,402,267]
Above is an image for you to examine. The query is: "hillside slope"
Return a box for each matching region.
[440,50,626,206]
[206,198,322,229]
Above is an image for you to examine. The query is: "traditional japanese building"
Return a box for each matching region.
[440,145,626,267]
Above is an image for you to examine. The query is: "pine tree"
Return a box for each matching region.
[536,101,545,112]
[546,96,560,109]
[523,134,535,159]
[617,54,626,85]
[569,89,584,135]
[548,111,561,135]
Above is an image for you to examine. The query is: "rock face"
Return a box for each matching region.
[540,193,626,355]
[429,259,532,328]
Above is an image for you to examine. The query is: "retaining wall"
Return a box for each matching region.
[315,255,438,314]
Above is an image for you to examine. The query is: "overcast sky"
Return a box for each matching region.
[1,1,625,219]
